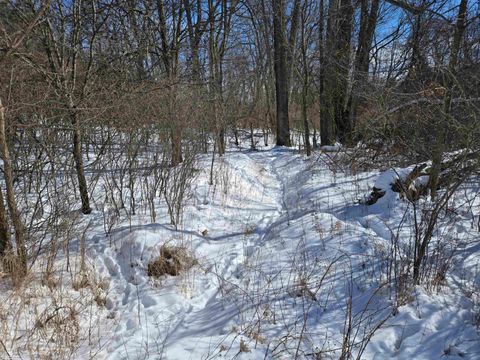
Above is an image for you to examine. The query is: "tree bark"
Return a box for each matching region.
[208,0,222,154]
[71,110,92,214]
[158,0,184,166]
[302,85,311,155]
[0,184,10,257]
[207,0,235,155]
[0,98,27,273]
[319,0,335,145]
[333,0,354,144]
[272,0,291,146]
[346,0,380,134]
[286,0,302,94]
[300,5,311,156]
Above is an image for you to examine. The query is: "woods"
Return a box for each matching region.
[1,0,480,358]
[2,0,478,162]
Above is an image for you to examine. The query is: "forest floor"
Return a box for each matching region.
[2,140,480,359]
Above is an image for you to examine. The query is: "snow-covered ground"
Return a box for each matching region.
[2,141,480,359]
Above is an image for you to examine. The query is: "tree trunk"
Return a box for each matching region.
[286,0,301,94]
[0,98,27,274]
[127,0,146,79]
[170,128,183,167]
[429,0,468,200]
[183,0,203,81]
[0,180,10,257]
[158,0,184,166]
[72,111,92,214]
[303,88,311,156]
[320,0,336,145]
[218,126,226,155]
[346,0,380,134]
[272,0,291,146]
[333,0,354,144]
[301,6,311,156]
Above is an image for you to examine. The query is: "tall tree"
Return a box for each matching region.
[346,0,380,133]
[33,0,102,214]
[157,0,184,166]
[299,0,316,155]
[183,0,205,81]
[428,0,469,201]
[272,0,291,146]
[207,0,238,155]
[0,0,50,272]
[319,0,335,146]
[333,0,354,143]
[0,99,24,269]
[320,0,354,145]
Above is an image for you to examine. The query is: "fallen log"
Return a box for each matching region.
[365,151,479,205]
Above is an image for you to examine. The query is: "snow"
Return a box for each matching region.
[320,143,343,152]
[1,139,479,359]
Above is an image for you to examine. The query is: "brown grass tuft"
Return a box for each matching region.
[147,245,196,277]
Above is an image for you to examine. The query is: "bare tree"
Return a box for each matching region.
[29,0,107,214]
[207,0,238,155]
[321,0,355,145]
[272,0,303,146]
[0,0,51,273]
[346,0,380,135]
[157,0,185,166]
[429,0,469,200]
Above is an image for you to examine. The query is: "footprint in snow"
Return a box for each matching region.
[142,294,157,308]
[104,256,120,276]
[126,317,139,331]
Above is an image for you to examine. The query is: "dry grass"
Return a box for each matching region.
[244,225,256,236]
[147,245,197,278]
[0,253,108,360]
[239,338,251,353]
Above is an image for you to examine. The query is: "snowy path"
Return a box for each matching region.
[160,150,289,358]
[88,148,291,359]
[85,147,480,360]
